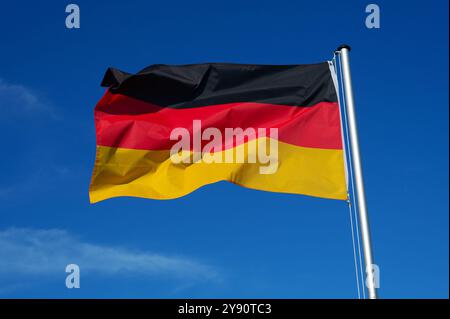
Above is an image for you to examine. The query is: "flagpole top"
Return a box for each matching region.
[335,44,351,53]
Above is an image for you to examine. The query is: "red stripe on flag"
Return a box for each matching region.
[95,91,343,151]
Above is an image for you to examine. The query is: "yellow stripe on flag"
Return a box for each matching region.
[89,138,347,203]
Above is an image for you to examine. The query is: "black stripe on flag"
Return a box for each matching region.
[100,62,337,108]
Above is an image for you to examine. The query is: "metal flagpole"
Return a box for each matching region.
[335,44,378,299]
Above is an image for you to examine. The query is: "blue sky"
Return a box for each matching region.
[0,0,448,298]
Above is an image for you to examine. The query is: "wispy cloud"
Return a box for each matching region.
[0,78,58,119]
[0,228,217,281]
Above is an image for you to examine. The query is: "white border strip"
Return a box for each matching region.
[328,59,349,189]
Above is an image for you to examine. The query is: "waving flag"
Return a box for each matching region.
[89,62,347,203]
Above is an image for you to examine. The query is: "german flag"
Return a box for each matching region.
[89,62,347,203]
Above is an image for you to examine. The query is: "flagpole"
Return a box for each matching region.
[335,44,378,299]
